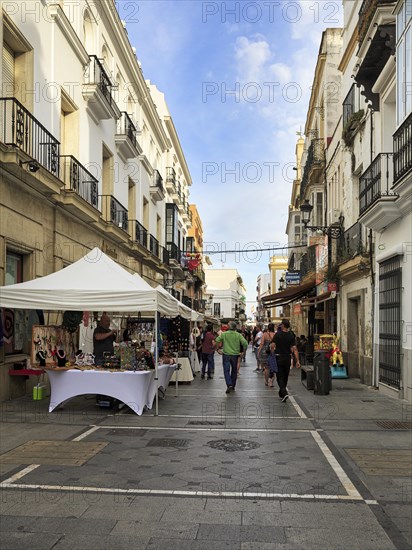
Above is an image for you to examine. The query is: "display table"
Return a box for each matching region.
[189,351,201,373]
[146,364,176,409]
[170,357,194,383]
[46,368,155,416]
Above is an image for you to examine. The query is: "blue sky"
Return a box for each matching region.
[117,0,343,316]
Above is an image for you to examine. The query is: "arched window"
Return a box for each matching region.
[83,9,94,52]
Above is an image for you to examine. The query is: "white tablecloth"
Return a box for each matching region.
[146,364,176,409]
[46,369,155,415]
[170,357,194,383]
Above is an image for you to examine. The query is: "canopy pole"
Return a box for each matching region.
[175,350,179,397]
[155,312,159,416]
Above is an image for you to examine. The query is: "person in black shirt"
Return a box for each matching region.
[272,319,300,402]
[93,314,117,365]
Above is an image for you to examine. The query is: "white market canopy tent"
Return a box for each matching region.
[0,247,180,316]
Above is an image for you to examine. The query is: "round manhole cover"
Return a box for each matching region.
[206,439,260,452]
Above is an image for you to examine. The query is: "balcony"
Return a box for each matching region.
[57,155,100,222]
[393,112,412,187]
[338,222,370,279]
[149,234,160,259]
[134,219,148,249]
[165,167,176,192]
[355,0,395,110]
[171,180,181,205]
[83,55,121,121]
[0,97,60,180]
[182,296,192,309]
[300,245,317,281]
[359,153,401,231]
[300,138,325,201]
[161,245,170,265]
[167,242,182,271]
[358,0,395,47]
[193,265,205,283]
[150,169,165,201]
[99,195,128,237]
[115,112,142,159]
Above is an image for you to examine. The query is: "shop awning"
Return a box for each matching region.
[262,280,316,308]
[300,290,337,307]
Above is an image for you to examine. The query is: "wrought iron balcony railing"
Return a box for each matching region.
[60,155,99,209]
[167,242,181,264]
[166,166,176,187]
[85,55,114,106]
[300,245,317,279]
[338,221,366,263]
[182,296,192,308]
[149,234,160,258]
[393,112,412,185]
[153,169,164,189]
[134,220,148,248]
[116,112,138,148]
[359,153,395,215]
[99,195,128,231]
[300,138,325,200]
[161,245,170,265]
[0,97,60,177]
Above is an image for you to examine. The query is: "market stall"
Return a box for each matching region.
[0,248,183,414]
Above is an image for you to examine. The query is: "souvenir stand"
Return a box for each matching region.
[0,248,185,415]
[155,285,202,385]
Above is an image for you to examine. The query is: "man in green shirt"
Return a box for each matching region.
[215,321,249,393]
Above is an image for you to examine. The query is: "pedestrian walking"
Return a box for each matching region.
[272,319,300,402]
[201,324,215,379]
[257,323,276,387]
[253,324,263,372]
[215,321,249,394]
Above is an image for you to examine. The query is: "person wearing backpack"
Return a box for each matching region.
[257,323,276,386]
[215,321,248,394]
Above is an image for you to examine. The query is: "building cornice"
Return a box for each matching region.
[95,1,169,151]
[338,27,358,74]
[47,3,90,66]
[165,116,192,185]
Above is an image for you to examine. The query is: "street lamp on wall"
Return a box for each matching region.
[278,276,285,292]
[300,199,344,239]
[164,275,175,292]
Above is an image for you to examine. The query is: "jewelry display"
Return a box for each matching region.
[37,350,47,367]
[31,325,78,366]
[56,348,67,367]
[74,352,95,367]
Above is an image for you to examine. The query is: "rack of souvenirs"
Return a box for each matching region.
[32,325,78,367]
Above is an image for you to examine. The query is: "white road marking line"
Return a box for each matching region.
[0,465,40,486]
[0,483,363,501]
[310,431,362,500]
[72,426,100,441]
[288,396,307,419]
[93,425,314,433]
[365,500,379,505]
[142,414,305,419]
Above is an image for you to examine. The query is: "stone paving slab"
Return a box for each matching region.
[52,533,149,549]
[0,531,62,550]
[196,524,286,543]
[285,526,396,549]
[111,519,199,539]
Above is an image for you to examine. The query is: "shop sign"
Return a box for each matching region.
[316,239,328,284]
[327,282,338,292]
[286,271,301,286]
[315,311,325,319]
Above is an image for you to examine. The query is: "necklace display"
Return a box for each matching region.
[56,348,66,367]
[37,350,46,367]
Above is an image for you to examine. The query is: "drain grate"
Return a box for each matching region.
[361,400,375,403]
[0,440,108,466]
[206,439,260,452]
[376,421,412,430]
[187,421,225,426]
[146,439,190,448]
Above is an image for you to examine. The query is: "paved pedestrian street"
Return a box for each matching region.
[0,352,411,549]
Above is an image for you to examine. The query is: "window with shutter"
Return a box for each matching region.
[2,44,15,97]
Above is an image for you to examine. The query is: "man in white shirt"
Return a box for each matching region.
[253,324,263,372]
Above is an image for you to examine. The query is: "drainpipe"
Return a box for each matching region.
[370,109,374,164]
[369,229,378,388]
